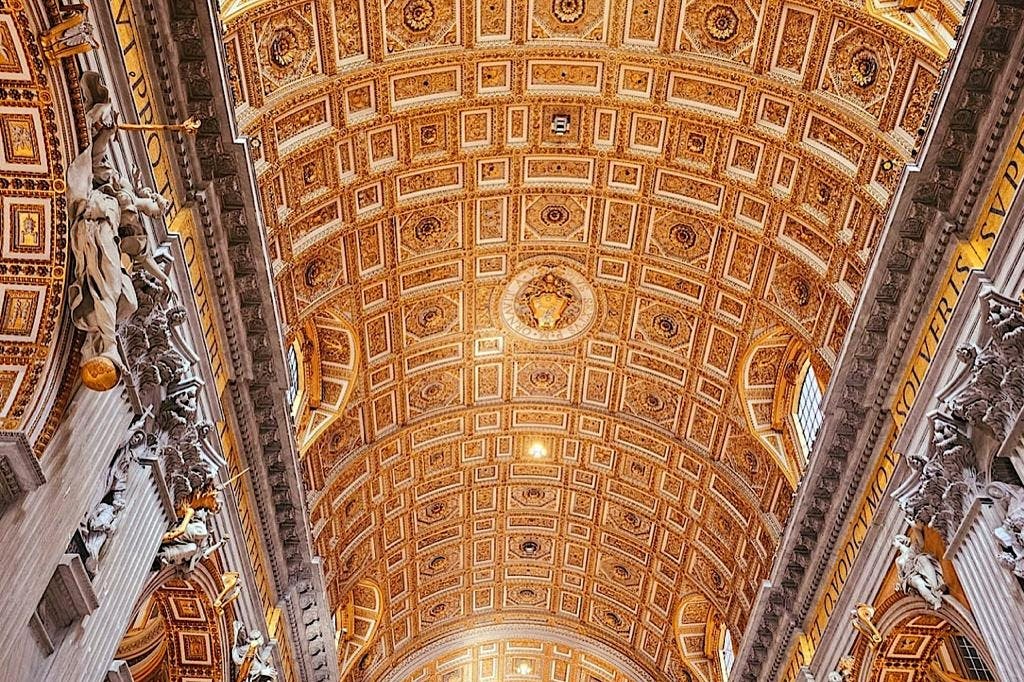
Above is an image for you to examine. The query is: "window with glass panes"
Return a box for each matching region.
[796,364,824,454]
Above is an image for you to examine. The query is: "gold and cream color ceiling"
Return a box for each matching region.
[221,0,955,676]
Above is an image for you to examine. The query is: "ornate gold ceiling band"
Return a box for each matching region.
[377,623,656,682]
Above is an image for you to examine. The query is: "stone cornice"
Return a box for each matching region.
[119,0,339,678]
[734,1,1024,679]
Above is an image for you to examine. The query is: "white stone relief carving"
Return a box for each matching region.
[157,506,227,572]
[894,293,1024,544]
[988,481,1024,578]
[893,533,947,609]
[947,296,1024,441]
[232,620,279,682]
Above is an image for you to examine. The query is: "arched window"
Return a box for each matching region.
[286,344,300,410]
[795,363,824,455]
[720,628,735,680]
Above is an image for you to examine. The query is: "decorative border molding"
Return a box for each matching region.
[116,0,341,677]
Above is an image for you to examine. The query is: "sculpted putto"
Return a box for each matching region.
[66,72,170,391]
[893,533,946,609]
[988,482,1024,578]
[232,620,279,682]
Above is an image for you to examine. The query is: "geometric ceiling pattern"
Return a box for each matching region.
[221,0,954,676]
[0,8,75,434]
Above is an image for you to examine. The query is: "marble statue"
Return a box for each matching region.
[157,506,227,573]
[893,533,946,609]
[894,416,977,544]
[80,427,151,576]
[66,72,170,391]
[947,295,1024,439]
[80,464,127,577]
[988,482,1024,578]
[232,620,279,682]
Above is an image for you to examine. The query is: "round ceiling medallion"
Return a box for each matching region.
[403,0,435,31]
[552,0,585,23]
[705,5,738,41]
[850,48,879,87]
[499,261,597,343]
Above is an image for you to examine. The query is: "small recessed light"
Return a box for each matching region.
[528,442,547,459]
[516,661,534,675]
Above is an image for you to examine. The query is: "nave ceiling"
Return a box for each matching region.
[219,0,956,676]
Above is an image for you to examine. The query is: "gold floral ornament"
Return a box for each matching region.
[269,26,300,67]
[403,0,435,31]
[705,5,739,41]
[669,222,697,249]
[552,0,585,24]
[850,48,879,87]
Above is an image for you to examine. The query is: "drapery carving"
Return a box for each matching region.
[120,266,189,394]
[947,296,1024,440]
[80,426,154,576]
[154,383,229,574]
[67,72,171,391]
[893,533,947,609]
[232,620,279,682]
[894,415,978,543]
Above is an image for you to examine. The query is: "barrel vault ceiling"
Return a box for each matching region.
[220,0,954,677]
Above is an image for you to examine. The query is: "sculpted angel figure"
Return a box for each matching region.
[157,506,227,573]
[893,533,946,609]
[232,620,279,682]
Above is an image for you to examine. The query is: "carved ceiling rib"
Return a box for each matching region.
[221,0,953,676]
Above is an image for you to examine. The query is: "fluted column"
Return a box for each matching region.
[43,457,173,681]
[948,498,1024,681]
[0,386,134,680]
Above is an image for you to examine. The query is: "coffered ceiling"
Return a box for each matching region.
[220,0,955,676]
[0,8,77,438]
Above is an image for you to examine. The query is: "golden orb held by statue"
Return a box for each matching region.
[81,356,120,391]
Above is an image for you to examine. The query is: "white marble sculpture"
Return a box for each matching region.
[66,72,170,391]
[232,620,279,682]
[80,427,151,575]
[157,507,227,573]
[893,533,946,609]
[988,482,1024,578]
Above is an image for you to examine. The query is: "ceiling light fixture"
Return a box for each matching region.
[528,441,548,459]
[515,660,534,675]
